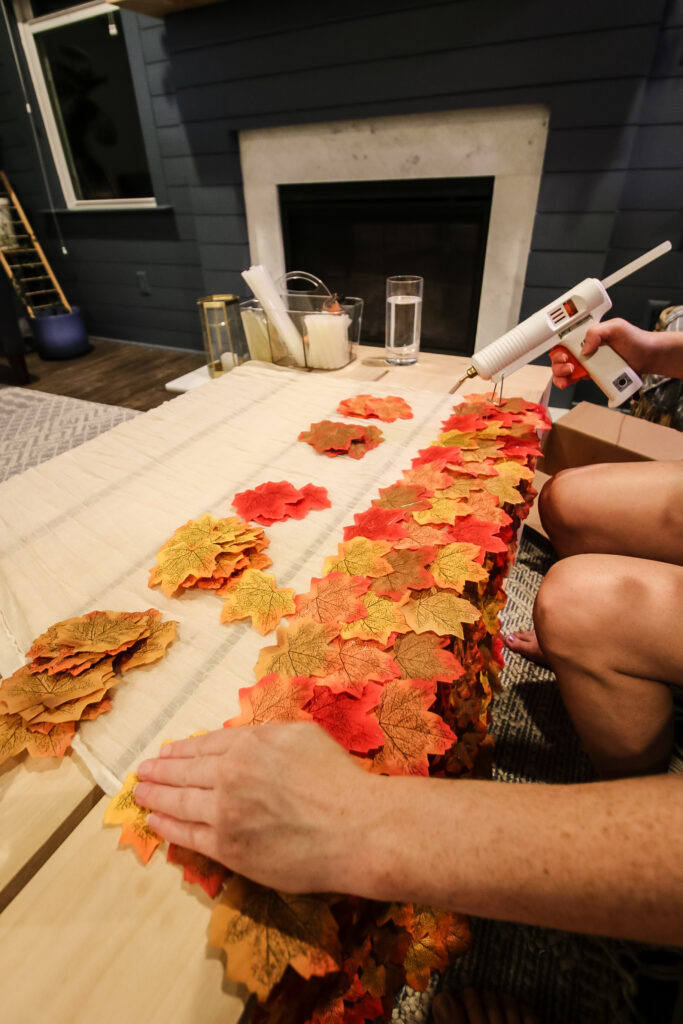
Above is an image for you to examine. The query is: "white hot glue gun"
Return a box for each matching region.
[455,240,672,407]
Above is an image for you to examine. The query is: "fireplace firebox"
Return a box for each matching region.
[279,177,492,358]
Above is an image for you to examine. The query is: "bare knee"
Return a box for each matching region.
[538,469,582,553]
[533,554,626,663]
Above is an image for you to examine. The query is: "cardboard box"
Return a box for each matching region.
[526,402,683,537]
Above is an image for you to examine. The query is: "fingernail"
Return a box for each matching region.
[133,783,146,804]
[506,634,515,644]
[137,759,151,778]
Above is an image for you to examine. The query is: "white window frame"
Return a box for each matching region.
[13,0,156,210]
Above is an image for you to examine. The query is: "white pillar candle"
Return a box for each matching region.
[304,313,351,369]
[241,308,273,362]
[241,264,305,365]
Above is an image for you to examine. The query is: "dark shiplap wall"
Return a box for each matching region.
[1,0,681,351]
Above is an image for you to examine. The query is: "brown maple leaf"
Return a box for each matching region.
[402,589,481,639]
[293,573,371,625]
[388,632,464,683]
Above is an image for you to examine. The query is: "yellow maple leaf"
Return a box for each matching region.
[482,475,524,505]
[220,569,296,635]
[340,592,410,645]
[321,537,393,578]
[254,618,339,680]
[412,497,474,526]
[402,590,481,639]
[428,543,489,592]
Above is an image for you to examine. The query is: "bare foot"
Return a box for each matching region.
[432,987,538,1024]
[503,629,548,667]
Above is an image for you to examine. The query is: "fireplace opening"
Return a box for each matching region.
[279,177,493,358]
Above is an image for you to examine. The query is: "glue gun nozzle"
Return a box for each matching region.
[451,365,478,395]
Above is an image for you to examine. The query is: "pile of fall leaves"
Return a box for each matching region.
[0,610,177,763]
[105,392,550,1023]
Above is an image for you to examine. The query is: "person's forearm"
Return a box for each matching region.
[333,772,683,946]
[649,330,683,379]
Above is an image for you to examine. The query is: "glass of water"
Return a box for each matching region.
[385,275,423,364]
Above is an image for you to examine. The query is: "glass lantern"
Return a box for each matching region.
[197,294,250,377]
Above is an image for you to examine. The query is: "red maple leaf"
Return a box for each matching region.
[306,684,385,753]
[343,507,409,543]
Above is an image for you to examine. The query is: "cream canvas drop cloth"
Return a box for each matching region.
[0,364,468,793]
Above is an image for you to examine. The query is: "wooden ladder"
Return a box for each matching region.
[0,170,71,317]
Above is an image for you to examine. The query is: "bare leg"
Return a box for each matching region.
[505,460,683,662]
[533,553,683,777]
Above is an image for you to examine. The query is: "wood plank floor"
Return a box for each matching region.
[0,340,206,412]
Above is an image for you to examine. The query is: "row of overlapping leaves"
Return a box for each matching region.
[109,392,550,1023]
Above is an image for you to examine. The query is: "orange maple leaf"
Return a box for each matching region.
[224,674,316,727]
[293,573,370,625]
[371,679,456,776]
[209,875,341,1002]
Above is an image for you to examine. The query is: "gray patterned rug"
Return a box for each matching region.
[0,386,139,483]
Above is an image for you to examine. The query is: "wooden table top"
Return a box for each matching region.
[0,354,551,1023]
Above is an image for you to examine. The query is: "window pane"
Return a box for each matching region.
[35,11,153,200]
[30,1,85,17]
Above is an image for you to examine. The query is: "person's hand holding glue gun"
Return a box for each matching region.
[550,318,683,390]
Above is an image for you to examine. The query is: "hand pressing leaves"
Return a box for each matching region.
[209,875,341,1002]
[254,619,340,681]
[220,569,296,635]
[337,394,413,422]
[224,673,316,727]
[371,679,456,776]
[402,589,481,639]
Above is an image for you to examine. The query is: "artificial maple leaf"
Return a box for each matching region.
[392,518,451,550]
[151,522,222,596]
[0,661,112,715]
[427,543,489,592]
[437,428,479,449]
[402,464,454,492]
[460,490,511,525]
[480,592,507,634]
[389,905,471,990]
[103,772,164,862]
[254,619,340,681]
[412,496,475,526]
[79,696,113,720]
[482,475,524,505]
[116,618,178,672]
[299,419,367,453]
[167,843,227,899]
[224,674,316,727]
[233,480,331,525]
[320,638,401,694]
[340,591,410,645]
[440,412,488,433]
[286,483,333,520]
[371,679,456,776]
[402,589,481,639]
[293,573,370,625]
[30,610,150,659]
[321,537,393,578]
[435,477,483,501]
[370,546,436,599]
[342,507,408,543]
[209,875,341,1002]
[220,569,296,635]
[337,393,413,422]
[446,516,507,557]
[372,482,432,512]
[306,684,385,753]
[389,632,464,683]
[345,423,384,460]
[460,439,504,462]
[28,686,108,724]
[411,445,464,469]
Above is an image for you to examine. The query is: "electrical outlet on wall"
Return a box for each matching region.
[136,270,151,296]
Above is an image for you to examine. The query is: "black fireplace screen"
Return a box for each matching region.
[279,177,493,357]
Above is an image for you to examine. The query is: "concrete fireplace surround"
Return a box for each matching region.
[239,106,549,352]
